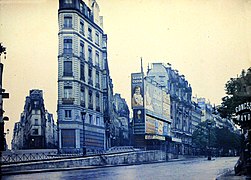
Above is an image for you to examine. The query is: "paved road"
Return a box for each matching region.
[2,157,238,180]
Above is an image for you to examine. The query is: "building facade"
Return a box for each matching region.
[147,63,193,156]
[11,90,57,150]
[111,93,130,146]
[57,0,112,153]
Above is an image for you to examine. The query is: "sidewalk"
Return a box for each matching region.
[216,170,251,180]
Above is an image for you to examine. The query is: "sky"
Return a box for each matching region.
[0,0,250,148]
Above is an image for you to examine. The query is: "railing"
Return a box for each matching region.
[63,72,73,77]
[62,98,75,104]
[1,148,145,165]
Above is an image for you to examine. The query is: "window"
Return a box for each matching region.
[96,92,100,111]
[64,86,72,98]
[65,110,72,118]
[80,3,84,13]
[80,42,84,60]
[95,32,99,45]
[34,119,39,126]
[61,129,75,148]
[88,48,92,62]
[95,71,99,88]
[96,117,100,126]
[89,114,93,124]
[34,101,39,107]
[95,52,99,67]
[88,27,92,40]
[63,39,72,54]
[64,16,72,28]
[33,129,39,135]
[88,68,92,78]
[80,88,85,102]
[80,63,85,81]
[88,90,93,109]
[80,21,84,35]
[63,61,72,76]
[88,67,93,85]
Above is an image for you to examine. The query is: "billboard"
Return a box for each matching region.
[144,80,171,120]
[145,115,169,137]
[131,73,144,108]
[145,80,162,114]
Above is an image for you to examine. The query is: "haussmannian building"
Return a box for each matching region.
[112,93,130,147]
[57,0,113,154]
[191,100,202,134]
[11,90,57,150]
[147,63,193,156]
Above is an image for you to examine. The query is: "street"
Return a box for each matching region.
[3,157,238,180]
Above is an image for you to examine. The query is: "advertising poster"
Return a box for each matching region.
[144,81,162,115]
[131,73,144,108]
[145,115,155,134]
[162,92,171,120]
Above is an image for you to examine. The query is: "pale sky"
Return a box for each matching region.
[0,0,250,148]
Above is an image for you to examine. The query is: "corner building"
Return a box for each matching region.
[58,0,108,153]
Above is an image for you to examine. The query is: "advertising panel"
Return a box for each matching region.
[131,73,144,108]
[144,80,162,114]
[162,92,171,120]
[145,115,168,137]
[145,115,155,134]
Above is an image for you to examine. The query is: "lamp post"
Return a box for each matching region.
[207,120,212,160]
[81,110,86,156]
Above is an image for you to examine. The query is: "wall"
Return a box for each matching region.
[2,150,166,173]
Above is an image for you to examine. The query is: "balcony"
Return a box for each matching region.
[63,24,72,29]
[63,48,73,55]
[62,98,75,104]
[63,72,73,77]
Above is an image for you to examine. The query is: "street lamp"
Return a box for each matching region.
[81,110,87,156]
[207,120,212,160]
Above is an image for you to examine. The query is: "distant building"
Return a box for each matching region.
[197,98,213,122]
[11,90,57,150]
[191,100,202,133]
[112,93,130,146]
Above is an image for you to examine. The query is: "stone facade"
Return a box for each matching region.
[57,0,122,153]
